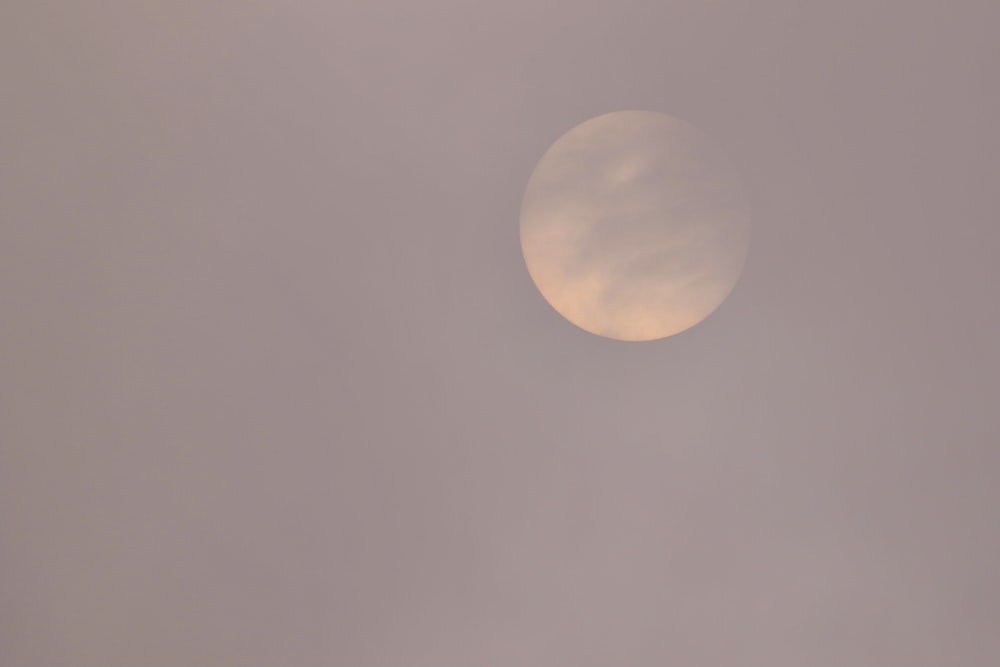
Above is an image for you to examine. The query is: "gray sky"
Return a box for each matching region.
[2,1,998,665]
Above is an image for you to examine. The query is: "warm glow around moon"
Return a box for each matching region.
[519,111,751,341]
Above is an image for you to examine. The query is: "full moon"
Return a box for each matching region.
[519,110,751,341]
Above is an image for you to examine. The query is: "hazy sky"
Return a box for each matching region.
[2,1,998,665]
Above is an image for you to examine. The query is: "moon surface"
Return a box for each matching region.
[519,111,751,341]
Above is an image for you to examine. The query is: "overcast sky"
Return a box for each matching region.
[2,1,998,665]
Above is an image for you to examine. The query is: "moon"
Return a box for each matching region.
[519,111,751,341]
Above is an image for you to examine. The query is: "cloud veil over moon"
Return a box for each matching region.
[520,111,751,341]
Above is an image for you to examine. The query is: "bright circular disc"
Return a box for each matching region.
[519,111,751,341]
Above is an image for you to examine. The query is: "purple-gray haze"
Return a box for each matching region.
[2,1,998,665]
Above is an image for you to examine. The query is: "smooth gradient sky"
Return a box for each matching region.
[2,1,998,665]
